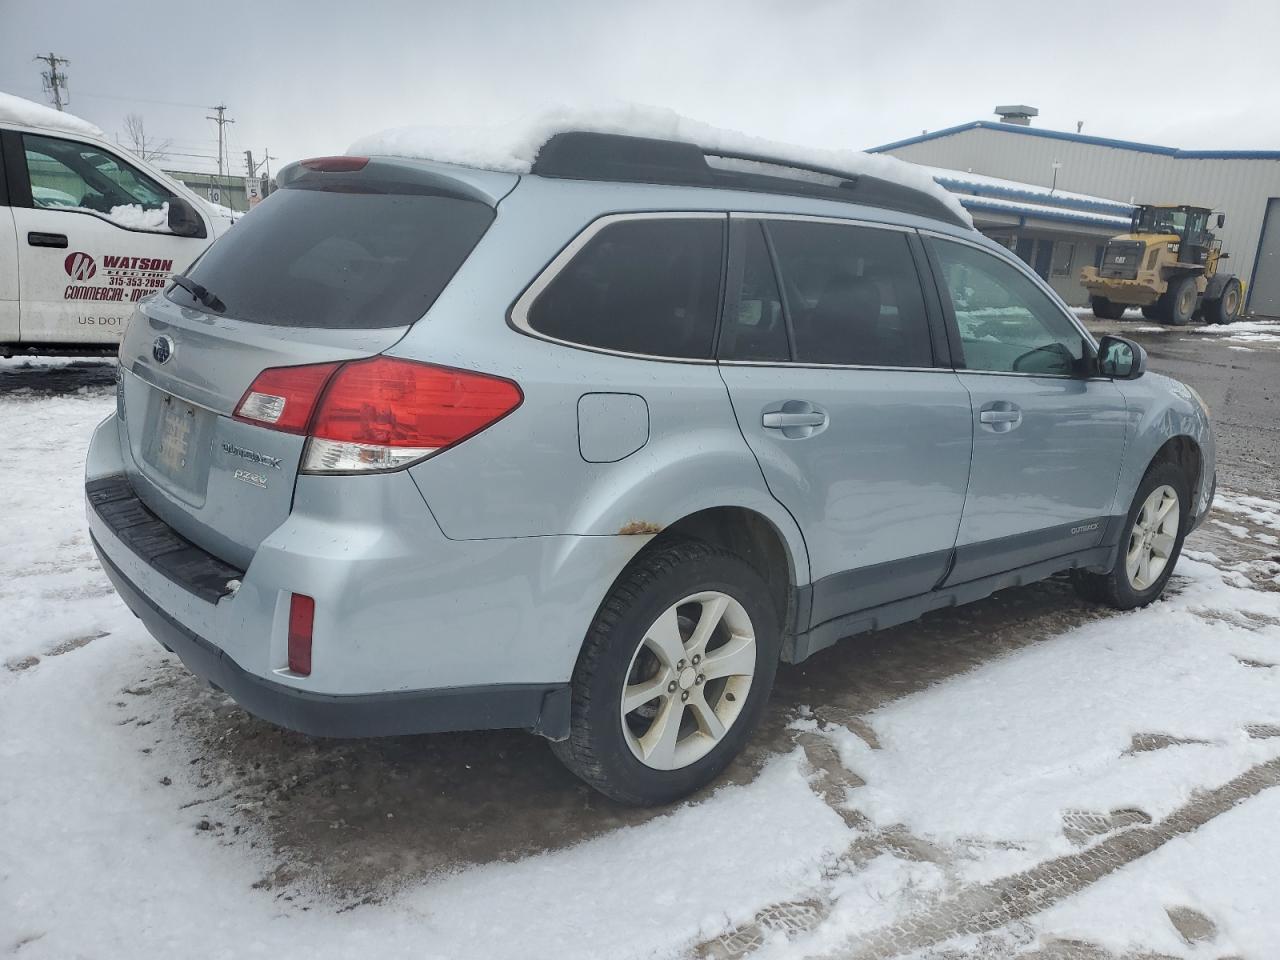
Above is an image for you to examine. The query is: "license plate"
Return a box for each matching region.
[153,394,195,477]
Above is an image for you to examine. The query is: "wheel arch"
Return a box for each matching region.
[654,506,800,634]
[1148,435,1203,516]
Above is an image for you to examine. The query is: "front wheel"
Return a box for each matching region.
[1091,296,1128,320]
[1208,277,1243,325]
[1073,462,1189,609]
[552,540,780,805]
[1161,276,1199,326]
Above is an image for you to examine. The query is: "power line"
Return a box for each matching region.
[73,90,209,110]
[34,52,70,111]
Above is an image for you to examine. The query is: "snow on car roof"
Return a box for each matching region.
[348,104,973,227]
[0,91,104,140]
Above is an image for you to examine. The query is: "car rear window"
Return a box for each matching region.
[167,185,494,329]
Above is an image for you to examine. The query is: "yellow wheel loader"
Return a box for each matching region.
[1080,204,1242,325]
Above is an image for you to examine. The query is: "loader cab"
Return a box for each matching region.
[1130,204,1216,269]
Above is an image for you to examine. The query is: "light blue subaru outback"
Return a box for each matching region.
[86,132,1215,804]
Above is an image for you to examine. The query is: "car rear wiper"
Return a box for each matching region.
[170,274,226,313]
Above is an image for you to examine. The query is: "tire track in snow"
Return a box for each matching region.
[702,752,1280,959]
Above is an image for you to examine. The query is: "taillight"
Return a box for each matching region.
[287,593,314,676]
[234,356,522,474]
[303,357,523,473]
[234,362,342,434]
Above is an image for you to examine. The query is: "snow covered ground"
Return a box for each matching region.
[3,358,1280,959]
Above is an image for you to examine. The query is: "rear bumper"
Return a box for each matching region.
[93,535,569,739]
[85,412,640,740]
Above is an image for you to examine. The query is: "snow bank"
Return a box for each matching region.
[348,103,973,227]
[0,91,104,140]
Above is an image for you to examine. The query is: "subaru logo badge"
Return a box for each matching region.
[152,335,174,364]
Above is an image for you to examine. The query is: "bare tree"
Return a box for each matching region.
[122,113,171,162]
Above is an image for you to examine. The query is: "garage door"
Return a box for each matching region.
[1249,198,1280,319]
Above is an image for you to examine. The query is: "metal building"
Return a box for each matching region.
[928,166,1133,306]
[872,117,1280,317]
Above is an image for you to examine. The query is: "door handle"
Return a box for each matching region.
[28,231,69,248]
[762,411,827,429]
[978,401,1023,433]
[979,410,1020,424]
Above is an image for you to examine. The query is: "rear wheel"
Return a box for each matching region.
[1073,461,1189,609]
[1208,277,1243,324]
[1160,276,1199,326]
[552,540,780,805]
[1091,296,1128,320]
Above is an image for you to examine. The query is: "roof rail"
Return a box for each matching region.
[531,132,969,228]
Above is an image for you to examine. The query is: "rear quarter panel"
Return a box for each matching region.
[396,176,811,585]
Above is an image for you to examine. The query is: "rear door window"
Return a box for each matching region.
[168,184,494,329]
[718,221,790,362]
[765,220,934,367]
[524,217,725,359]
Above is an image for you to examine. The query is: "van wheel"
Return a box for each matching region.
[1161,276,1198,326]
[1073,462,1189,610]
[551,540,780,805]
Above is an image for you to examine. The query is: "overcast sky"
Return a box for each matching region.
[3,0,1277,182]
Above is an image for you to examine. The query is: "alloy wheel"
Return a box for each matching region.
[1126,484,1180,591]
[620,591,756,770]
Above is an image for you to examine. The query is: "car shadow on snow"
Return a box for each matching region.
[140,572,1121,903]
[0,358,117,395]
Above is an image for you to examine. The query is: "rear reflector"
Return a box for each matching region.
[300,156,369,172]
[233,362,342,434]
[287,593,315,676]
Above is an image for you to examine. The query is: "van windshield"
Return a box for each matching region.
[167,185,494,329]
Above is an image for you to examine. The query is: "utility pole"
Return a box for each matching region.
[244,149,256,177]
[34,52,71,111]
[205,104,234,178]
[262,149,277,194]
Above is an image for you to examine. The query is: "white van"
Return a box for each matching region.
[0,92,233,356]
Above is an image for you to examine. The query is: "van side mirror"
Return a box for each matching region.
[1097,335,1146,380]
[167,197,207,239]
[1216,213,1226,229]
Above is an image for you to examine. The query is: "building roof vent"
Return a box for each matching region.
[994,105,1039,126]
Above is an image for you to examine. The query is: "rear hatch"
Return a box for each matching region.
[115,157,514,569]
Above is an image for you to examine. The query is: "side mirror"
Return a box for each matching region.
[1097,335,1146,380]
[167,197,207,239]
[1216,213,1226,229]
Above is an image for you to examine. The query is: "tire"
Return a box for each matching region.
[1091,296,1127,320]
[1072,461,1190,610]
[1141,305,1160,320]
[551,539,781,805]
[1208,277,1243,325]
[1160,276,1199,326]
